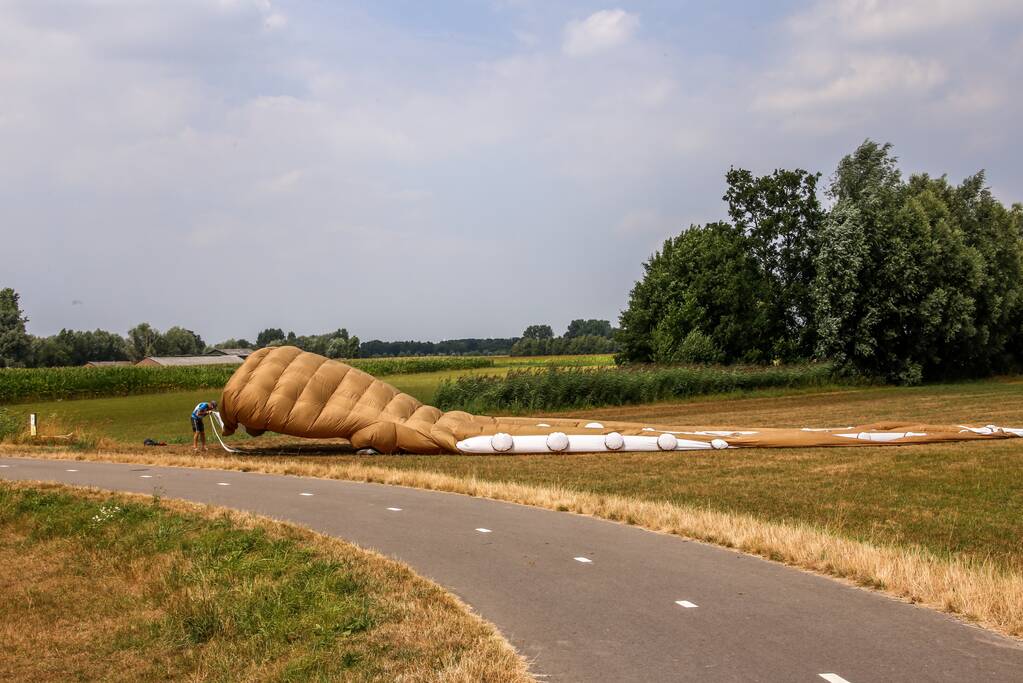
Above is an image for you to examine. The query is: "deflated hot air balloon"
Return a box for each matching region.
[218,346,1023,454]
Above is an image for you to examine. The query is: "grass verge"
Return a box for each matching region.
[0,480,531,683]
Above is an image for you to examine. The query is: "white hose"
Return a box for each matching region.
[209,411,241,454]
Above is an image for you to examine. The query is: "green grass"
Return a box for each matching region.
[9,367,1023,575]
[0,482,528,682]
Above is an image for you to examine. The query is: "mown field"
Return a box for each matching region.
[0,481,529,682]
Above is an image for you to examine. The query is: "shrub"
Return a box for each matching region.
[434,363,839,413]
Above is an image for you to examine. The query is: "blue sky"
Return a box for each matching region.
[2,1,1021,343]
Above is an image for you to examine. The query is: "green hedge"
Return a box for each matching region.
[434,363,839,413]
[0,356,494,404]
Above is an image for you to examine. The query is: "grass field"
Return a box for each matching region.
[4,368,1022,636]
[7,378,1022,570]
[0,481,530,682]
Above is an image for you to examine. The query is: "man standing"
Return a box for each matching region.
[191,400,217,452]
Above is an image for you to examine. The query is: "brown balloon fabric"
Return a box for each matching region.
[219,347,1023,454]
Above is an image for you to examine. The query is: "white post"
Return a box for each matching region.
[29,413,37,437]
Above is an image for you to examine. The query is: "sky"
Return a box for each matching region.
[2,0,1021,344]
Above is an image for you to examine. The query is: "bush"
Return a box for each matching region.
[434,363,839,413]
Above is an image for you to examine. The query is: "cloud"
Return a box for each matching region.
[790,0,1023,41]
[562,9,639,57]
[755,53,946,113]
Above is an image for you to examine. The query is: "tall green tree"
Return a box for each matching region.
[0,288,31,367]
[616,222,771,364]
[256,328,286,347]
[127,322,164,361]
[724,166,825,360]
[521,324,554,340]
[564,319,614,339]
[812,140,1022,382]
[162,326,205,356]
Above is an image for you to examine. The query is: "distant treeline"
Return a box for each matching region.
[510,320,619,356]
[359,338,517,357]
[0,289,616,367]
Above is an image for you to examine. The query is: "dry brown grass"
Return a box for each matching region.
[0,480,533,683]
[5,447,1022,641]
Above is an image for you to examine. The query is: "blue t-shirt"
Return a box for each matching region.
[192,402,211,419]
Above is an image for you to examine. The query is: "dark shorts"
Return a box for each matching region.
[191,415,204,433]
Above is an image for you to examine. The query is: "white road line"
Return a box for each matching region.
[819,674,852,683]
[299,492,314,496]
[140,475,153,479]
[475,528,492,533]
[66,469,78,472]
[675,600,698,608]
[0,464,9,468]
[217,482,230,486]
[573,557,592,563]
[386,507,402,511]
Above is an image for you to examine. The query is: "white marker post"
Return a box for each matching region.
[29,413,37,437]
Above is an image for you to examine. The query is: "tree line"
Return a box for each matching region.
[617,140,1023,383]
[510,319,618,356]
[0,291,613,366]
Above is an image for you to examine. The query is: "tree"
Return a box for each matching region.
[162,326,205,356]
[617,222,772,364]
[0,288,31,367]
[724,166,825,360]
[565,319,614,339]
[521,324,554,340]
[812,140,1021,383]
[326,329,361,359]
[215,338,254,350]
[127,323,164,361]
[256,328,286,348]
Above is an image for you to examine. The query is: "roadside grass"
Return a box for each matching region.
[0,481,531,683]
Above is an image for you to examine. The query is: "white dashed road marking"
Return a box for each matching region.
[675,600,698,608]
[299,492,314,496]
[140,475,153,479]
[217,482,230,486]
[819,674,853,683]
[574,557,592,563]
[387,507,402,511]
[66,469,78,472]
[475,528,492,533]
[0,464,9,468]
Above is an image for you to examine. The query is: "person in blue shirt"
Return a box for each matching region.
[191,400,217,452]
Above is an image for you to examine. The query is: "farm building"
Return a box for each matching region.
[136,355,244,367]
[83,360,133,368]
[207,347,255,359]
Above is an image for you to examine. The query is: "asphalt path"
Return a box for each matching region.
[2,456,1021,682]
